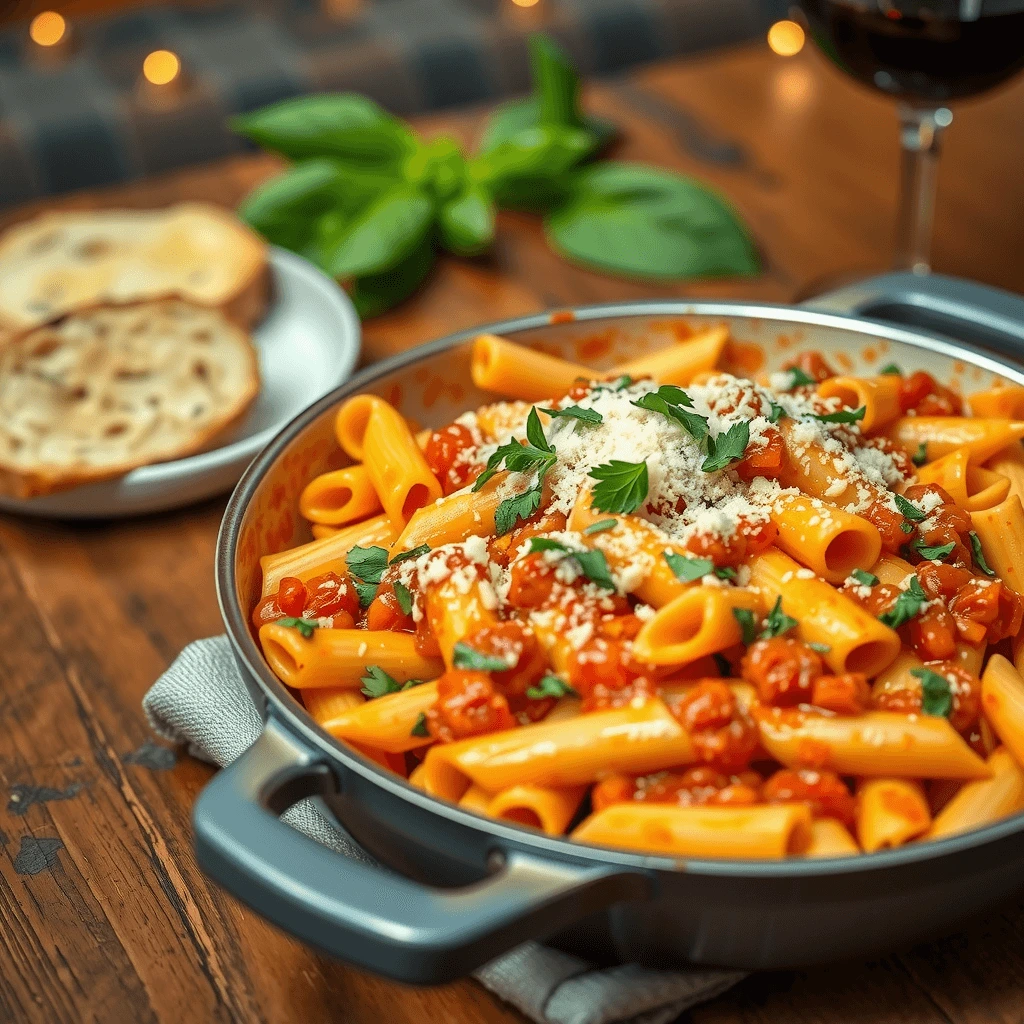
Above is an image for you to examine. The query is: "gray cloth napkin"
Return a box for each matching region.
[144,636,744,1024]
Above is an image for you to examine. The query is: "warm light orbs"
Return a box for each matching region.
[29,11,66,47]
[143,49,181,86]
[511,0,541,7]
[767,19,805,57]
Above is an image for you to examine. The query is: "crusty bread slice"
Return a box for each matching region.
[0,203,269,334]
[0,301,260,498]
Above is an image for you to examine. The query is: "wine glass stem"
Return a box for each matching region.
[894,104,952,275]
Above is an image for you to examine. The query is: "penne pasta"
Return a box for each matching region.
[299,465,383,526]
[321,681,440,753]
[471,334,590,401]
[985,440,1024,504]
[968,386,1024,420]
[883,416,1024,463]
[485,784,588,834]
[609,326,729,386]
[926,746,1024,840]
[817,375,902,434]
[803,818,861,858]
[971,495,1024,596]
[981,655,1024,768]
[391,476,505,552]
[856,778,931,852]
[914,448,1010,513]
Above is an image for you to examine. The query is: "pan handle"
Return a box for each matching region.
[193,715,651,984]
[802,271,1024,364]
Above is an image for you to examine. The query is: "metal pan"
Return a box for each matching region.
[194,274,1024,985]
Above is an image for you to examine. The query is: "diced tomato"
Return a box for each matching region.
[591,765,759,811]
[365,582,414,632]
[489,511,568,567]
[950,579,1024,645]
[690,718,760,774]
[506,552,558,609]
[735,429,785,482]
[567,636,647,709]
[741,637,823,706]
[277,576,307,617]
[673,680,735,733]
[709,783,761,806]
[251,594,284,631]
[863,498,911,554]
[898,371,962,416]
[873,660,980,733]
[304,572,360,620]
[907,604,958,661]
[685,516,778,568]
[916,562,973,602]
[811,673,870,715]
[461,621,548,708]
[425,423,478,494]
[427,670,517,743]
[783,351,834,384]
[762,768,856,826]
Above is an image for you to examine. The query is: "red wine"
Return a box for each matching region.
[799,0,1024,102]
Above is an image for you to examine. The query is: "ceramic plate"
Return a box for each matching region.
[0,247,361,519]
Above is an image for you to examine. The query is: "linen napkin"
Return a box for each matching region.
[144,636,744,1024]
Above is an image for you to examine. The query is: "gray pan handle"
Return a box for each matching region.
[193,715,650,984]
[803,271,1024,365]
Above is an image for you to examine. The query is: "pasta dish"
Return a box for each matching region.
[251,326,1024,859]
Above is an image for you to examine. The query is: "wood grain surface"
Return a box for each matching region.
[1,41,1023,1024]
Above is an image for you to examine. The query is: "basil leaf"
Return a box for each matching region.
[913,539,956,561]
[438,184,495,257]
[390,544,431,565]
[347,545,390,584]
[969,531,996,576]
[851,568,879,587]
[393,581,414,616]
[911,442,928,467]
[632,392,709,442]
[702,420,750,473]
[584,518,617,535]
[588,460,649,514]
[781,366,816,390]
[410,712,430,738]
[495,486,543,535]
[912,667,953,718]
[453,642,513,672]
[277,617,319,639]
[545,162,759,280]
[880,363,903,376]
[664,552,715,582]
[526,674,579,700]
[541,405,604,425]
[232,94,416,168]
[760,597,798,639]
[813,406,866,425]
[879,576,928,629]
[528,537,616,590]
[404,134,467,202]
[894,493,928,523]
[732,607,757,646]
[360,665,402,699]
[327,185,434,279]
[348,233,435,319]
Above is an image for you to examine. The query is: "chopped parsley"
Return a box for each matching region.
[781,366,816,390]
[807,642,831,654]
[768,401,786,424]
[589,459,649,514]
[732,607,757,646]
[473,407,556,492]
[894,493,928,522]
[527,537,616,590]
[813,406,866,425]
[913,539,956,562]
[346,545,390,607]
[277,617,319,639]
[879,576,928,629]
[664,552,735,583]
[911,667,953,718]
[410,712,430,738]
[360,665,402,698]
[393,580,414,615]
[584,518,617,535]
[851,568,879,587]
[911,442,928,467]
[526,675,578,700]
[969,531,995,576]
[760,596,797,639]
[495,487,543,535]
[880,363,902,376]
[390,543,431,565]
[541,405,603,425]
[452,641,513,672]
[702,420,750,473]
[631,389,709,443]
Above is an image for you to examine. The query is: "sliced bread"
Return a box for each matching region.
[0,301,260,498]
[0,203,269,334]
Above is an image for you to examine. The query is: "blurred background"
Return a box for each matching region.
[0,0,790,204]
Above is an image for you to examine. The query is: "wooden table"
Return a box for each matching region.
[2,41,1024,1024]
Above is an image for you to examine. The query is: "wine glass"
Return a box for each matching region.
[796,0,1024,273]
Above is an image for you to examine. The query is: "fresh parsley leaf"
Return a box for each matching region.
[781,366,816,390]
[528,537,616,590]
[393,580,414,615]
[390,543,431,565]
[525,405,553,451]
[610,374,633,390]
[410,712,430,738]
[969,531,995,577]
[401,678,427,690]
[277,617,319,639]
[900,520,916,535]
[851,568,879,587]
[894,493,927,522]
[715,566,738,581]
[760,596,797,639]
[880,363,903,376]
[647,384,693,407]
[347,545,389,584]
[589,460,649,514]
[473,408,557,492]
[732,607,757,645]
[912,667,953,718]
[541,405,603,425]
[913,539,956,562]
[360,665,402,699]
[813,406,866,425]
[664,552,714,583]
[712,652,732,676]
[911,442,928,467]
[526,675,579,700]
[807,642,832,653]
[702,420,750,473]
[494,485,543,535]
[879,576,928,629]
[584,518,617,535]
[632,391,709,442]
[768,401,785,424]
[452,641,513,672]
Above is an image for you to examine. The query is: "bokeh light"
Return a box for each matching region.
[29,11,66,47]
[143,50,181,86]
[767,19,805,57]
[511,0,541,7]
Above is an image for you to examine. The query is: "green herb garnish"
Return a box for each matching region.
[880,363,902,376]
[632,390,709,442]
[813,406,866,425]
[894,493,927,522]
[969,531,995,577]
[495,487,544,536]
[911,443,928,467]
[701,420,750,473]
[664,553,736,583]
[851,569,879,587]
[541,405,603,425]
[527,537,616,590]
[584,518,617,535]
[589,459,649,514]
[526,675,579,700]
[911,667,953,718]
[760,596,797,639]
[277,617,319,639]
[346,544,391,607]
[879,576,928,629]
[393,581,414,615]
[781,366,816,390]
[452,641,513,672]
[360,665,402,698]
[732,607,757,646]
[768,401,786,424]
[390,543,431,564]
[473,407,556,491]
[913,539,956,562]
[807,642,831,654]
[410,712,430,738]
